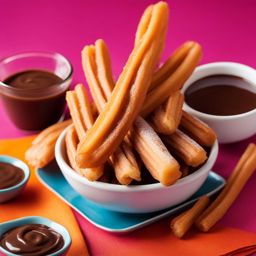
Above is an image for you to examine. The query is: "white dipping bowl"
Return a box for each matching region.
[55,126,218,213]
[182,62,256,144]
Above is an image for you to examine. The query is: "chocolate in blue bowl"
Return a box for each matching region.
[0,216,72,256]
[0,155,30,203]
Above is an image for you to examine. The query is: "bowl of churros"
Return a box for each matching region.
[55,124,218,213]
[26,2,219,213]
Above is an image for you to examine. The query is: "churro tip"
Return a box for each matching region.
[160,164,181,186]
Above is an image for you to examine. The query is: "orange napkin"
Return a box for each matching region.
[80,216,256,255]
[0,137,89,256]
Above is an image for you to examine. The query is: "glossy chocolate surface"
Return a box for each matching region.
[185,75,256,116]
[0,162,24,189]
[0,224,64,256]
[1,70,67,130]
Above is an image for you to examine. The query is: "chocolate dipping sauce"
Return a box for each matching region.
[0,224,64,256]
[0,162,24,189]
[185,75,256,116]
[0,70,67,130]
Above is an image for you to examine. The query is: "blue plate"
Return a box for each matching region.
[36,163,225,233]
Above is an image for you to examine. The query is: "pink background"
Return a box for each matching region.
[1,0,256,253]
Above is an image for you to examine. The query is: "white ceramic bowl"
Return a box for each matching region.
[182,62,256,144]
[55,126,219,213]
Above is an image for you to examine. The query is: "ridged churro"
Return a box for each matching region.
[65,125,104,181]
[196,144,256,232]
[66,84,104,180]
[163,129,207,167]
[151,91,184,134]
[171,195,210,238]
[82,40,141,185]
[110,141,141,185]
[180,110,216,147]
[25,119,72,168]
[77,2,169,168]
[83,39,182,186]
[132,117,181,186]
[66,84,94,140]
[141,41,202,116]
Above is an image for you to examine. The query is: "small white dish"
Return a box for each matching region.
[182,62,256,144]
[55,126,218,213]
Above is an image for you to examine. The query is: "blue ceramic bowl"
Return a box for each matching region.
[0,216,72,256]
[0,155,30,203]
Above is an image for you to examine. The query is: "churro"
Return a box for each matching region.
[196,143,256,232]
[163,130,207,167]
[141,41,202,116]
[180,110,216,147]
[66,84,105,180]
[110,141,141,185]
[171,195,210,238]
[131,117,181,186]
[25,119,72,168]
[82,40,141,185]
[66,84,94,141]
[65,126,104,181]
[151,91,184,134]
[77,2,169,168]
[135,3,168,67]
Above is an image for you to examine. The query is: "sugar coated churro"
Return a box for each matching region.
[132,117,181,186]
[196,144,256,232]
[151,91,184,134]
[77,2,169,168]
[81,40,141,185]
[163,129,207,167]
[25,119,72,168]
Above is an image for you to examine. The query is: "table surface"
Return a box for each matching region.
[1,0,256,253]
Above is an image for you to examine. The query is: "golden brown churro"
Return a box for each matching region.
[110,141,141,185]
[135,5,153,46]
[151,91,184,134]
[180,110,216,147]
[196,144,256,232]
[135,3,168,67]
[65,126,104,181]
[77,2,169,168]
[171,195,210,238]
[66,84,94,141]
[132,117,181,186]
[25,119,72,168]
[163,130,207,167]
[82,40,141,185]
[66,84,104,180]
[83,39,182,185]
[141,41,202,116]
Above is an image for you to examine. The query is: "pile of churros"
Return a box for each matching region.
[25,1,256,237]
[26,1,217,186]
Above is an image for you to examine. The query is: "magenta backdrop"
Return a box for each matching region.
[1,0,256,252]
